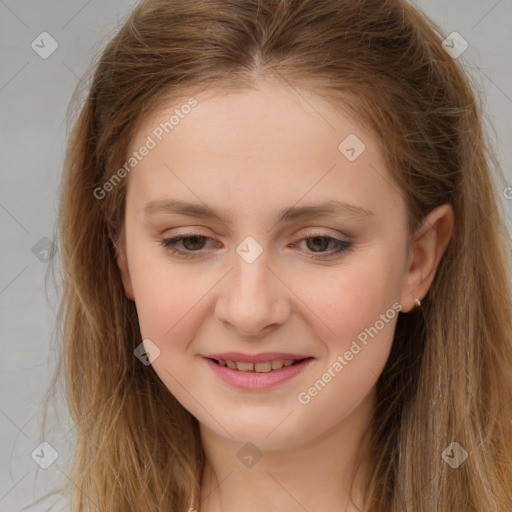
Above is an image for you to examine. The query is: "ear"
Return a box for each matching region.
[400,203,454,313]
[113,235,135,301]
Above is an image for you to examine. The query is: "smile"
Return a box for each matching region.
[203,356,314,390]
[214,358,299,372]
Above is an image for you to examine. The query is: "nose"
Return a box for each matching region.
[214,250,292,338]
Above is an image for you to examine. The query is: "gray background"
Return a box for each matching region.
[1,1,511,510]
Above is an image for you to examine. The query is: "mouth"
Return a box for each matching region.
[206,357,311,373]
[203,354,315,390]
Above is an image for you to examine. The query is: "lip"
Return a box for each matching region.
[203,356,314,391]
[203,352,311,363]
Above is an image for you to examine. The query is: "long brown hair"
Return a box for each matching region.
[38,0,512,510]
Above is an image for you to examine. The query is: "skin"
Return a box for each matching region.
[116,76,454,511]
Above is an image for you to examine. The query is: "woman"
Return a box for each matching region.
[39,0,512,510]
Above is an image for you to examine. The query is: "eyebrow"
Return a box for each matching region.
[144,198,374,226]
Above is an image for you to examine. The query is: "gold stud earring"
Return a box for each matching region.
[414,297,422,308]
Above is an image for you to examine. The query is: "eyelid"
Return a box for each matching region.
[299,227,352,241]
[161,225,351,240]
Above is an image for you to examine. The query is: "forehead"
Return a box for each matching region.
[130,77,378,158]
[124,78,403,224]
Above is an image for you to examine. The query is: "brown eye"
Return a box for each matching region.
[293,232,353,259]
[305,236,330,252]
[179,235,208,251]
[160,232,352,260]
[160,234,215,258]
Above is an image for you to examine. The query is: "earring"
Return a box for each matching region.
[414,297,422,308]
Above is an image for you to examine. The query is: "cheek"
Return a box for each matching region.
[286,252,402,343]
[129,237,404,350]
[292,268,399,431]
[127,246,206,341]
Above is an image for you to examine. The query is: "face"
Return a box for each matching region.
[116,77,419,450]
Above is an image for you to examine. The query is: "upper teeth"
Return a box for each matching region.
[217,359,297,372]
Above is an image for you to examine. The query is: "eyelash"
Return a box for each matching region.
[159,231,353,260]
